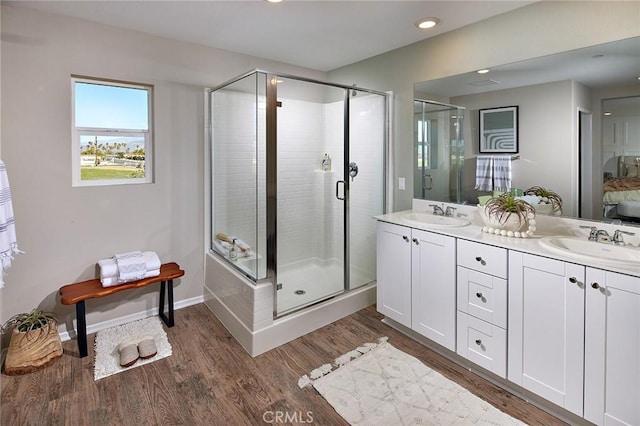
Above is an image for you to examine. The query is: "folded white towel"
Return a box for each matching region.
[492,156,512,192]
[99,251,162,283]
[114,251,147,282]
[101,269,160,288]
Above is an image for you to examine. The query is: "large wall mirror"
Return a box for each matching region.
[414,36,640,222]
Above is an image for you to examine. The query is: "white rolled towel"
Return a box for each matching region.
[101,269,161,288]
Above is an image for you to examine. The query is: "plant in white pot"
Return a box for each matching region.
[524,186,563,215]
[2,309,63,375]
[479,192,537,238]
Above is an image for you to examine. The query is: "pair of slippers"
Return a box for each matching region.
[118,336,157,367]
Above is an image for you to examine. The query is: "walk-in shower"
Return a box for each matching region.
[204,70,387,355]
[413,99,464,203]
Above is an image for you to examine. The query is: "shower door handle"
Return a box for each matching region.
[336,180,345,200]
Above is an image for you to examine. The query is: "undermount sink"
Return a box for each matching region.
[539,236,640,268]
[401,212,471,228]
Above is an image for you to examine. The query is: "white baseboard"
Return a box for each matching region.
[59,295,204,342]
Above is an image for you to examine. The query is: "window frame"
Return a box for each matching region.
[71,75,154,187]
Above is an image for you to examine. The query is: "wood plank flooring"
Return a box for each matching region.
[1,304,567,425]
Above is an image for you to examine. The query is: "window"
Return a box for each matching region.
[71,76,153,186]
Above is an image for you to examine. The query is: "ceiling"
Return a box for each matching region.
[415,37,640,97]
[6,0,534,72]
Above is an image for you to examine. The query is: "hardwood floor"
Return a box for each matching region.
[1,304,566,425]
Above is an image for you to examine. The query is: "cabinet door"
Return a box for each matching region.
[376,222,412,327]
[508,252,585,416]
[584,268,640,426]
[411,229,456,350]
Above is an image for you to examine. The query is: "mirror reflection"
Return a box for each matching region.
[414,36,640,221]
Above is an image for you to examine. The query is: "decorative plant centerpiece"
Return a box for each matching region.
[478,192,537,238]
[524,186,562,215]
[2,309,63,375]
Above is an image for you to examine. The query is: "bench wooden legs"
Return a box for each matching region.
[74,279,175,358]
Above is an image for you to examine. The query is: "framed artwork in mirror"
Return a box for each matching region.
[479,106,518,154]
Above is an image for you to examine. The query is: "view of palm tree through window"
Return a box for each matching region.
[80,135,146,180]
[72,77,153,185]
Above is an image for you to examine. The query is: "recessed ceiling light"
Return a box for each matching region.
[604,112,612,116]
[477,69,490,74]
[415,17,440,29]
[265,0,283,3]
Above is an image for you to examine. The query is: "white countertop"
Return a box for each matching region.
[375,200,640,278]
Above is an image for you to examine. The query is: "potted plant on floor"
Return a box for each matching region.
[524,186,563,215]
[478,192,536,237]
[2,309,63,375]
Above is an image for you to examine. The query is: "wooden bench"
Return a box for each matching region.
[60,262,185,358]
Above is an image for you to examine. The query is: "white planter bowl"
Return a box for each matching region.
[478,205,531,233]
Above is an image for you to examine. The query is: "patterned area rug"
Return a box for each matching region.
[299,338,524,425]
[93,316,172,381]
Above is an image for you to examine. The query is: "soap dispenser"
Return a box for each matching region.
[229,239,238,260]
[321,153,331,171]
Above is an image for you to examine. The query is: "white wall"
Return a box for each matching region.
[453,80,575,214]
[0,5,325,332]
[328,1,640,212]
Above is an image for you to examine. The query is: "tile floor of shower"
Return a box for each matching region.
[276,257,374,316]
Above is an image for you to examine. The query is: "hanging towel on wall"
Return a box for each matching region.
[492,156,512,191]
[0,161,24,288]
[474,155,494,191]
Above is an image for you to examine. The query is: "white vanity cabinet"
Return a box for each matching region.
[508,251,585,417]
[456,239,508,377]
[411,227,456,350]
[376,221,412,327]
[584,268,640,426]
[375,221,456,351]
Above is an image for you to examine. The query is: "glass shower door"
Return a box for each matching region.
[274,76,346,316]
[348,90,386,290]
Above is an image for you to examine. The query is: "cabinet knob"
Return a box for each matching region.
[475,256,486,266]
[412,238,419,245]
[476,292,483,299]
[591,282,602,290]
[475,339,482,346]
[402,235,409,242]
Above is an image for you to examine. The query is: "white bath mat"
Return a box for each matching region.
[299,337,524,425]
[93,316,172,381]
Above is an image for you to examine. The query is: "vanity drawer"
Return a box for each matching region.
[457,239,507,279]
[457,267,507,328]
[457,312,507,378]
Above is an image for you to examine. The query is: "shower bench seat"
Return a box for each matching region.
[59,262,185,358]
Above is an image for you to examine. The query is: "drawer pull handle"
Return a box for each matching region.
[412,238,419,245]
[475,339,482,346]
[475,256,486,266]
[476,292,483,299]
[402,235,409,242]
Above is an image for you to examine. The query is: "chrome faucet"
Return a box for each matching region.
[580,226,599,241]
[595,229,611,243]
[613,229,635,246]
[580,225,612,243]
[429,204,445,216]
[445,206,457,217]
